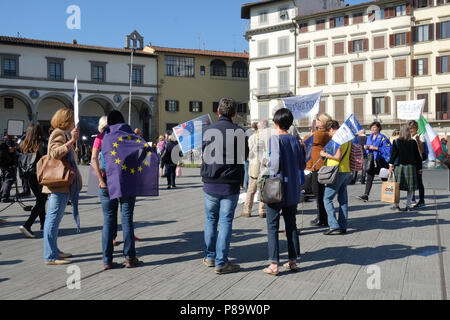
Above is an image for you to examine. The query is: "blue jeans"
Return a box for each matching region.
[204,192,239,267]
[244,161,249,192]
[166,164,176,187]
[324,172,351,230]
[267,205,300,263]
[43,192,69,262]
[99,188,136,265]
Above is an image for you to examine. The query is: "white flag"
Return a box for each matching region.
[282,91,322,120]
[397,99,424,120]
[74,77,79,126]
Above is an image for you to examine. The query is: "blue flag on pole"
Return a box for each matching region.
[323,123,356,156]
[102,123,159,200]
[345,114,363,144]
[173,114,212,153]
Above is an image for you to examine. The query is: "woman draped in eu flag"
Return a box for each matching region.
[99,110,141,270]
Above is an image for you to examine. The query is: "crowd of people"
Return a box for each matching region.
[1,98,449,274]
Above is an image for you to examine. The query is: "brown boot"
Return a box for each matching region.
[241,212,251,217]
[259,212,266,218]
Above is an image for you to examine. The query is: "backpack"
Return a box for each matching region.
[350,143,363,172]
[19,152,38,175]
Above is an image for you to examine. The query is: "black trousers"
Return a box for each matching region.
[412,172,425,203]
[166,164,176,187]
[311,171,327,224]
[23,172,48,229]
[0,166,16,200]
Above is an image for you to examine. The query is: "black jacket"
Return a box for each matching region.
[201,116,249,185]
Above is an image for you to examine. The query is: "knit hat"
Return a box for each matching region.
[317,113,332,124]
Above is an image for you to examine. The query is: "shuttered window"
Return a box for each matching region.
[353,63,364,82]
[258,72,268,93]
[165,100,179,112]
[334,100,345,122]
[374,61,385,80]
[316,68,326,85]
[353,13,363,24]
[315,44,326,57]
[316,19,325,31]
[334,42,344,55]
[334,66,345,83]
[373,35,385,50]
[299,70,309,87]
[395,59,407,78]
[279,69,289,92]
[299,47,309,60]
[353,98,364,123]
[417,94,429,113]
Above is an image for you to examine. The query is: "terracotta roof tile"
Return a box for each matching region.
[150,46,249,59]
[0,36,157,57]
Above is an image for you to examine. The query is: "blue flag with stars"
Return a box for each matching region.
[102,123,159,200]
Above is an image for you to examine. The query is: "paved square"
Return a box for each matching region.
[0,167,449,300]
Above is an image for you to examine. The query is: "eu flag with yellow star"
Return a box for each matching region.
[102,123,159,200]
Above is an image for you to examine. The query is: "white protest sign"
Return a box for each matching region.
[282,91,322,120]
[397,99,424,120]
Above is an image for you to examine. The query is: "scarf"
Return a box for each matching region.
[65,150,80,232]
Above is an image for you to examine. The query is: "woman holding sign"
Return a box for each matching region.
[357,122,391,202]
[388,125,423,211]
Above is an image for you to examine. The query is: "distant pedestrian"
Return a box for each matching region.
[262,108,305,276]
[157,135,166,177]
[357,121,391,202]
[42,108,82,265]
[161,133,182,189]
[389,125,423,212]
[408,120,426,208]
[242,121,267,218]
[320,120,352,235]
[18,124,48,238]
[134,128,142,137]
[201,98,248,274]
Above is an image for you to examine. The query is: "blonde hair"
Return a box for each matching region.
[317,113,332,126]
[98,116,108,133]
[158,135,164,142]
[51,108,74,131]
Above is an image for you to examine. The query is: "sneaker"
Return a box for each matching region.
[414,202,425,208]
[390,205,401,212]
[357,195,369,202]
[203,258,215,267]
[104,262,123,270]
[124,257,141,268]
[19,226,35,238]
[215,262,240,274]
[45,259,72,265]
[59,252,73,259]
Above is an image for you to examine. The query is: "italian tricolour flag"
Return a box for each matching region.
[418,116,443,160]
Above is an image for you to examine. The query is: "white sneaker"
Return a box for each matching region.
[19,226,35,238]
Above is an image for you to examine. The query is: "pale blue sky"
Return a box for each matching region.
[0,0,368,52]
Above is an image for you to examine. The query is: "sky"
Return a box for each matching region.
[0,0,369,53]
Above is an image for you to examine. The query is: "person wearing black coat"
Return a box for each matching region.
[161,134,182,189]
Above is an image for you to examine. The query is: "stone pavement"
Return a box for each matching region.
[0,167,449,300]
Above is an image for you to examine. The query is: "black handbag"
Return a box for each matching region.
[261,176,284,204]
[364,152,375,172]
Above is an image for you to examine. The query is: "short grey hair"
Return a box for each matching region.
[169,133,178,142]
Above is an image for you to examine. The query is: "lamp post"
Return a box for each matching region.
[128,47,136,125]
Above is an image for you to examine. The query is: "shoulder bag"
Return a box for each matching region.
[261,149,284,205]
[318,144,350,185]
[36,154,75,188]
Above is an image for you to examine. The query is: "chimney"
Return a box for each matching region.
[73,39,78,44]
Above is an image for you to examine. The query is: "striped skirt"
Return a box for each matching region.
[394,164,417,192]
